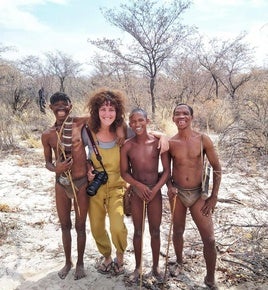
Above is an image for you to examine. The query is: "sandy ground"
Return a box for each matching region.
[0,147,267,290]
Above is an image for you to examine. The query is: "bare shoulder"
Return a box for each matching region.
[73,116,90,125]
[169,133,179,142]
[148,133,159,142]
[41,126,54,145]
[41,126,54,137]
[123,136,136,147]
[41,128,49,136]
[201,133,214,148]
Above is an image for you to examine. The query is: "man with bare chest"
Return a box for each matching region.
[120,108,170,282]
[167,104,221,289]
[41,92,90,280]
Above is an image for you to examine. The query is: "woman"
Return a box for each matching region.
[85,88,127,275]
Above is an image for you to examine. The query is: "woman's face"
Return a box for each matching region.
[98,103,116,127]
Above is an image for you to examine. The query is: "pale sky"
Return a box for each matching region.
[0,0,267,74]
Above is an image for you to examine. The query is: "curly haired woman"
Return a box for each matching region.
[84,88,128,275]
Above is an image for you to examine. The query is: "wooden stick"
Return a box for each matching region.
[140,200,146,290]
[162,195,177,289]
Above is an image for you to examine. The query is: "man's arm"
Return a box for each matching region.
[120,141,152,201]
[205,136,222,197]
[120,141,139,187]
[41,132,72,174]
[149,130,170,154]
[41,132,55,172]
[201,135,222,215]
[166,150,178,201]
[149,151,171,202]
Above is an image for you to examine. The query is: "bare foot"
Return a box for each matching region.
[169,262,183,277]
[129,268,141,284]
[58,263,73,279]
[204,276,218,290]
[152,267,163,282]
[74,263,86,280]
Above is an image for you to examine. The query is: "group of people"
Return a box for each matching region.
[41,88,221,289]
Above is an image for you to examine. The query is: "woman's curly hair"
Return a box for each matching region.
[86,88,126,133]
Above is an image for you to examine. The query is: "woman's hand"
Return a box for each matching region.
[87,165,96,182]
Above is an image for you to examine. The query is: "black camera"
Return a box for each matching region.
[86,170,108,196]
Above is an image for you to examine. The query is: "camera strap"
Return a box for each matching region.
[85,124,107,173]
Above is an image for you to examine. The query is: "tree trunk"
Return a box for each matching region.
[150,77,156,122]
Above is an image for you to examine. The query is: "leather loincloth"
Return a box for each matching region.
[173,182,202,207]
[57,176,88,199]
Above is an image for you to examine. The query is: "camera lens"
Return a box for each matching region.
[86,171,108,196]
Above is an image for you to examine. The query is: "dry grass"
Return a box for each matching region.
[0,205,19,246]
[0,204,12,213]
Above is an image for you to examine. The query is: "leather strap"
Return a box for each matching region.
[85,124,107,173]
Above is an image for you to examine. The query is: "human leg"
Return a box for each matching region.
[168,197,187,277]
[190,199,217,286]
[107,187,127,274]
[73,183,89,280]
[55,183,73,279]
[147,191,162,276]
[88,187,113,269]
[130,191,144,274]
[171,197,187,264]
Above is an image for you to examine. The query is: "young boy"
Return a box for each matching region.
[41,92,90,280]
[120,108,170,282]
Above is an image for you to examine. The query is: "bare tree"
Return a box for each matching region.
[45,50,82,92]
[0,61,34,113]
[165,55,210,103]
[17,55,44,79]
[89,0,192,120]
[0,43,15,61]
[198,33,254,100]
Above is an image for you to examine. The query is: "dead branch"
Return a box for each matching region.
[216,237,241,247]
[217,198,245,205]
[221,257,268,278]
[223,223,267,228]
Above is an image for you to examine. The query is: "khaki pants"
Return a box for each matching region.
[88,184,128,257]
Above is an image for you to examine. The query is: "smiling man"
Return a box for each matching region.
[41,92,90,280]
[167,103,222,289]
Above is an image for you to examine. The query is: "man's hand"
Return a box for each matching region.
[201,195,217,216]
[157,135,169,154]
[55,157,73,174]
[149,130,169,154]
[167,186,177,201]
[135,184,152,203]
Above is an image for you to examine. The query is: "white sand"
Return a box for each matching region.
[0,148,267,289]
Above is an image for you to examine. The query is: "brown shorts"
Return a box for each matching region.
[57,176,88,199]
[173,183,202,207]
